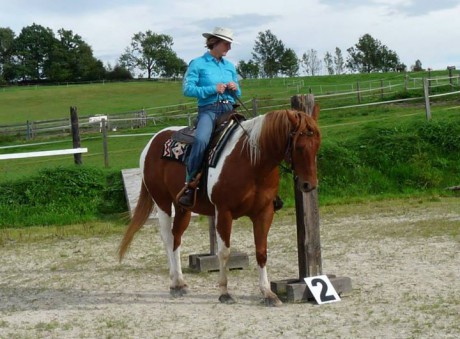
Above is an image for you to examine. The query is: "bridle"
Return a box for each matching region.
[283,113,315,173]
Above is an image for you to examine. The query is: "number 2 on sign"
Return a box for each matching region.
[304,275,341,304]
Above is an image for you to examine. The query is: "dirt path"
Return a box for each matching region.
[1,198,459,338]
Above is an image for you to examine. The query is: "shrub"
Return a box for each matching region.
[0,166,126,228]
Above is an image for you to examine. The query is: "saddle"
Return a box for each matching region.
[171,111,245,145]
[162,112,245,166]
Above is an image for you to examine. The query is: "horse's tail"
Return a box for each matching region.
[118,181,154,262]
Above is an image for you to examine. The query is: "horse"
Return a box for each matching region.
[118,106,321,306]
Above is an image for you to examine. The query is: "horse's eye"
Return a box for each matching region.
[306,130,314,136]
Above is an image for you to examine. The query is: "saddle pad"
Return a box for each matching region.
[161,139,189,163]
[208,120,239,167]
[161,120,240,166]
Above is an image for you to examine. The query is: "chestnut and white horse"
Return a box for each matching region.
[118,107,321,306]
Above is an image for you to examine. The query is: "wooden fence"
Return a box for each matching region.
[1,74,459,141]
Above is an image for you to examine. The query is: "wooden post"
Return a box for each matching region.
[189,215,249,272]
[101,118,109,167]
[70,106,82,165]
[293,94,322,278]
[427,69,432,94]
[271,94,352,302]
[356,81,361,103]
[251,98,258,117]
[381,79,385,99]
[423,78,432,121]
[26,120,32,141]
[208,216,217,255]
[448,66,454,91]
[295,180,322,278]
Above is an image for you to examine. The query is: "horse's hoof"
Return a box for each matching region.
[264,296,283,307]
[170,286,188,298]
[218,293,236,304]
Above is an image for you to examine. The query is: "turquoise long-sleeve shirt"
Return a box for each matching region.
[183,51,241,106]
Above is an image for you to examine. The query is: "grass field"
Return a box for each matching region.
[0,69,454,124]
[0,71,458,221]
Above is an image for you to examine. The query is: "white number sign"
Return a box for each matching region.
[304,275,341,304]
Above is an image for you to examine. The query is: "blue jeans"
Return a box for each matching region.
[186,102,233,182]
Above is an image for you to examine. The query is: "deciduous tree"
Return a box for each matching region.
[346,34,400,73]
[300,49,322,76]
[252,30,285,78]
[47,29,105,81]
[280,48,299,77]
[334,47,345,75]
[14,23,56,81]
[237,60,259,79]
[120,31,185,79]
[324,51,334,75]
[0,27,16,82]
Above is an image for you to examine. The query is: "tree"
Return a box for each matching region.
[324,51,334,75]
[346,34,400,73]
[0,27,16,82]
[379,47,400,72]
[334,47,345,75]
[120,31,183,79]
[46,28,105,81]
[300,49,322,76]
[157,49,187,78]
[252,30,285,78]
[14,23,57,81]
[412,59,424,72]
[280,48,299,77]
[237,60,259,79]
[106,63,133,81]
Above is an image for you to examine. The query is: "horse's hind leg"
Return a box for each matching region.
[157,207,191,296]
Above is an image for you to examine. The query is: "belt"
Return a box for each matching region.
[216,100,231,104]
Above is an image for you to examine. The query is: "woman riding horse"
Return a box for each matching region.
[178,27,241,208]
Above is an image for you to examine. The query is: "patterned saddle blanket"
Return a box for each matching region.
[161,118,240,168]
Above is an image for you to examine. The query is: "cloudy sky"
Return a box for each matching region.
[1,0,459,74]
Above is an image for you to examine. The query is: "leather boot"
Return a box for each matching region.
[176,173,202,209]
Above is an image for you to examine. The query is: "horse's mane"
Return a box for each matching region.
[242,110,319,165]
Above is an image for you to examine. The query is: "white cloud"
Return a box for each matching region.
[1,0,458,71]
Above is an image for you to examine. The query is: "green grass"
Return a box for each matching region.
[0,80,190,124]
[0,69,454,124]
[0,71,459,228]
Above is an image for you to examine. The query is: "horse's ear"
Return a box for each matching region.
[286,110,298,126]
[311,104,320,121]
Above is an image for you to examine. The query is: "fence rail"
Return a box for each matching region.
[1,74,458,142]
[0,147,87,160]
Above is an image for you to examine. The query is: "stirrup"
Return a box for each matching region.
[176,173,202,209]
[177,186,196,209]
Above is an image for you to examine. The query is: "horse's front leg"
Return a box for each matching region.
[215,212,236,304]
[252,210,283,307]
[157,207,191,297]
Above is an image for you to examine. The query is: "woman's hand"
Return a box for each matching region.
[226,82,237,91]
[216,83,227,94]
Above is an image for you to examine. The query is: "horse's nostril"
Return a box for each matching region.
[301,181,316,192]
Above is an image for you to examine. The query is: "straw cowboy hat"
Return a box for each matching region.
[202,27,237,43]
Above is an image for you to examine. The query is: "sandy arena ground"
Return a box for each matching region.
[1,197,459,338]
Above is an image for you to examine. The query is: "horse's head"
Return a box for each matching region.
[285,106,321,192]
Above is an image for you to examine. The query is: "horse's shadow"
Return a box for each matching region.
[0,285,265,313]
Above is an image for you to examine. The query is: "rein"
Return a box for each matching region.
[282,112,311,173]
